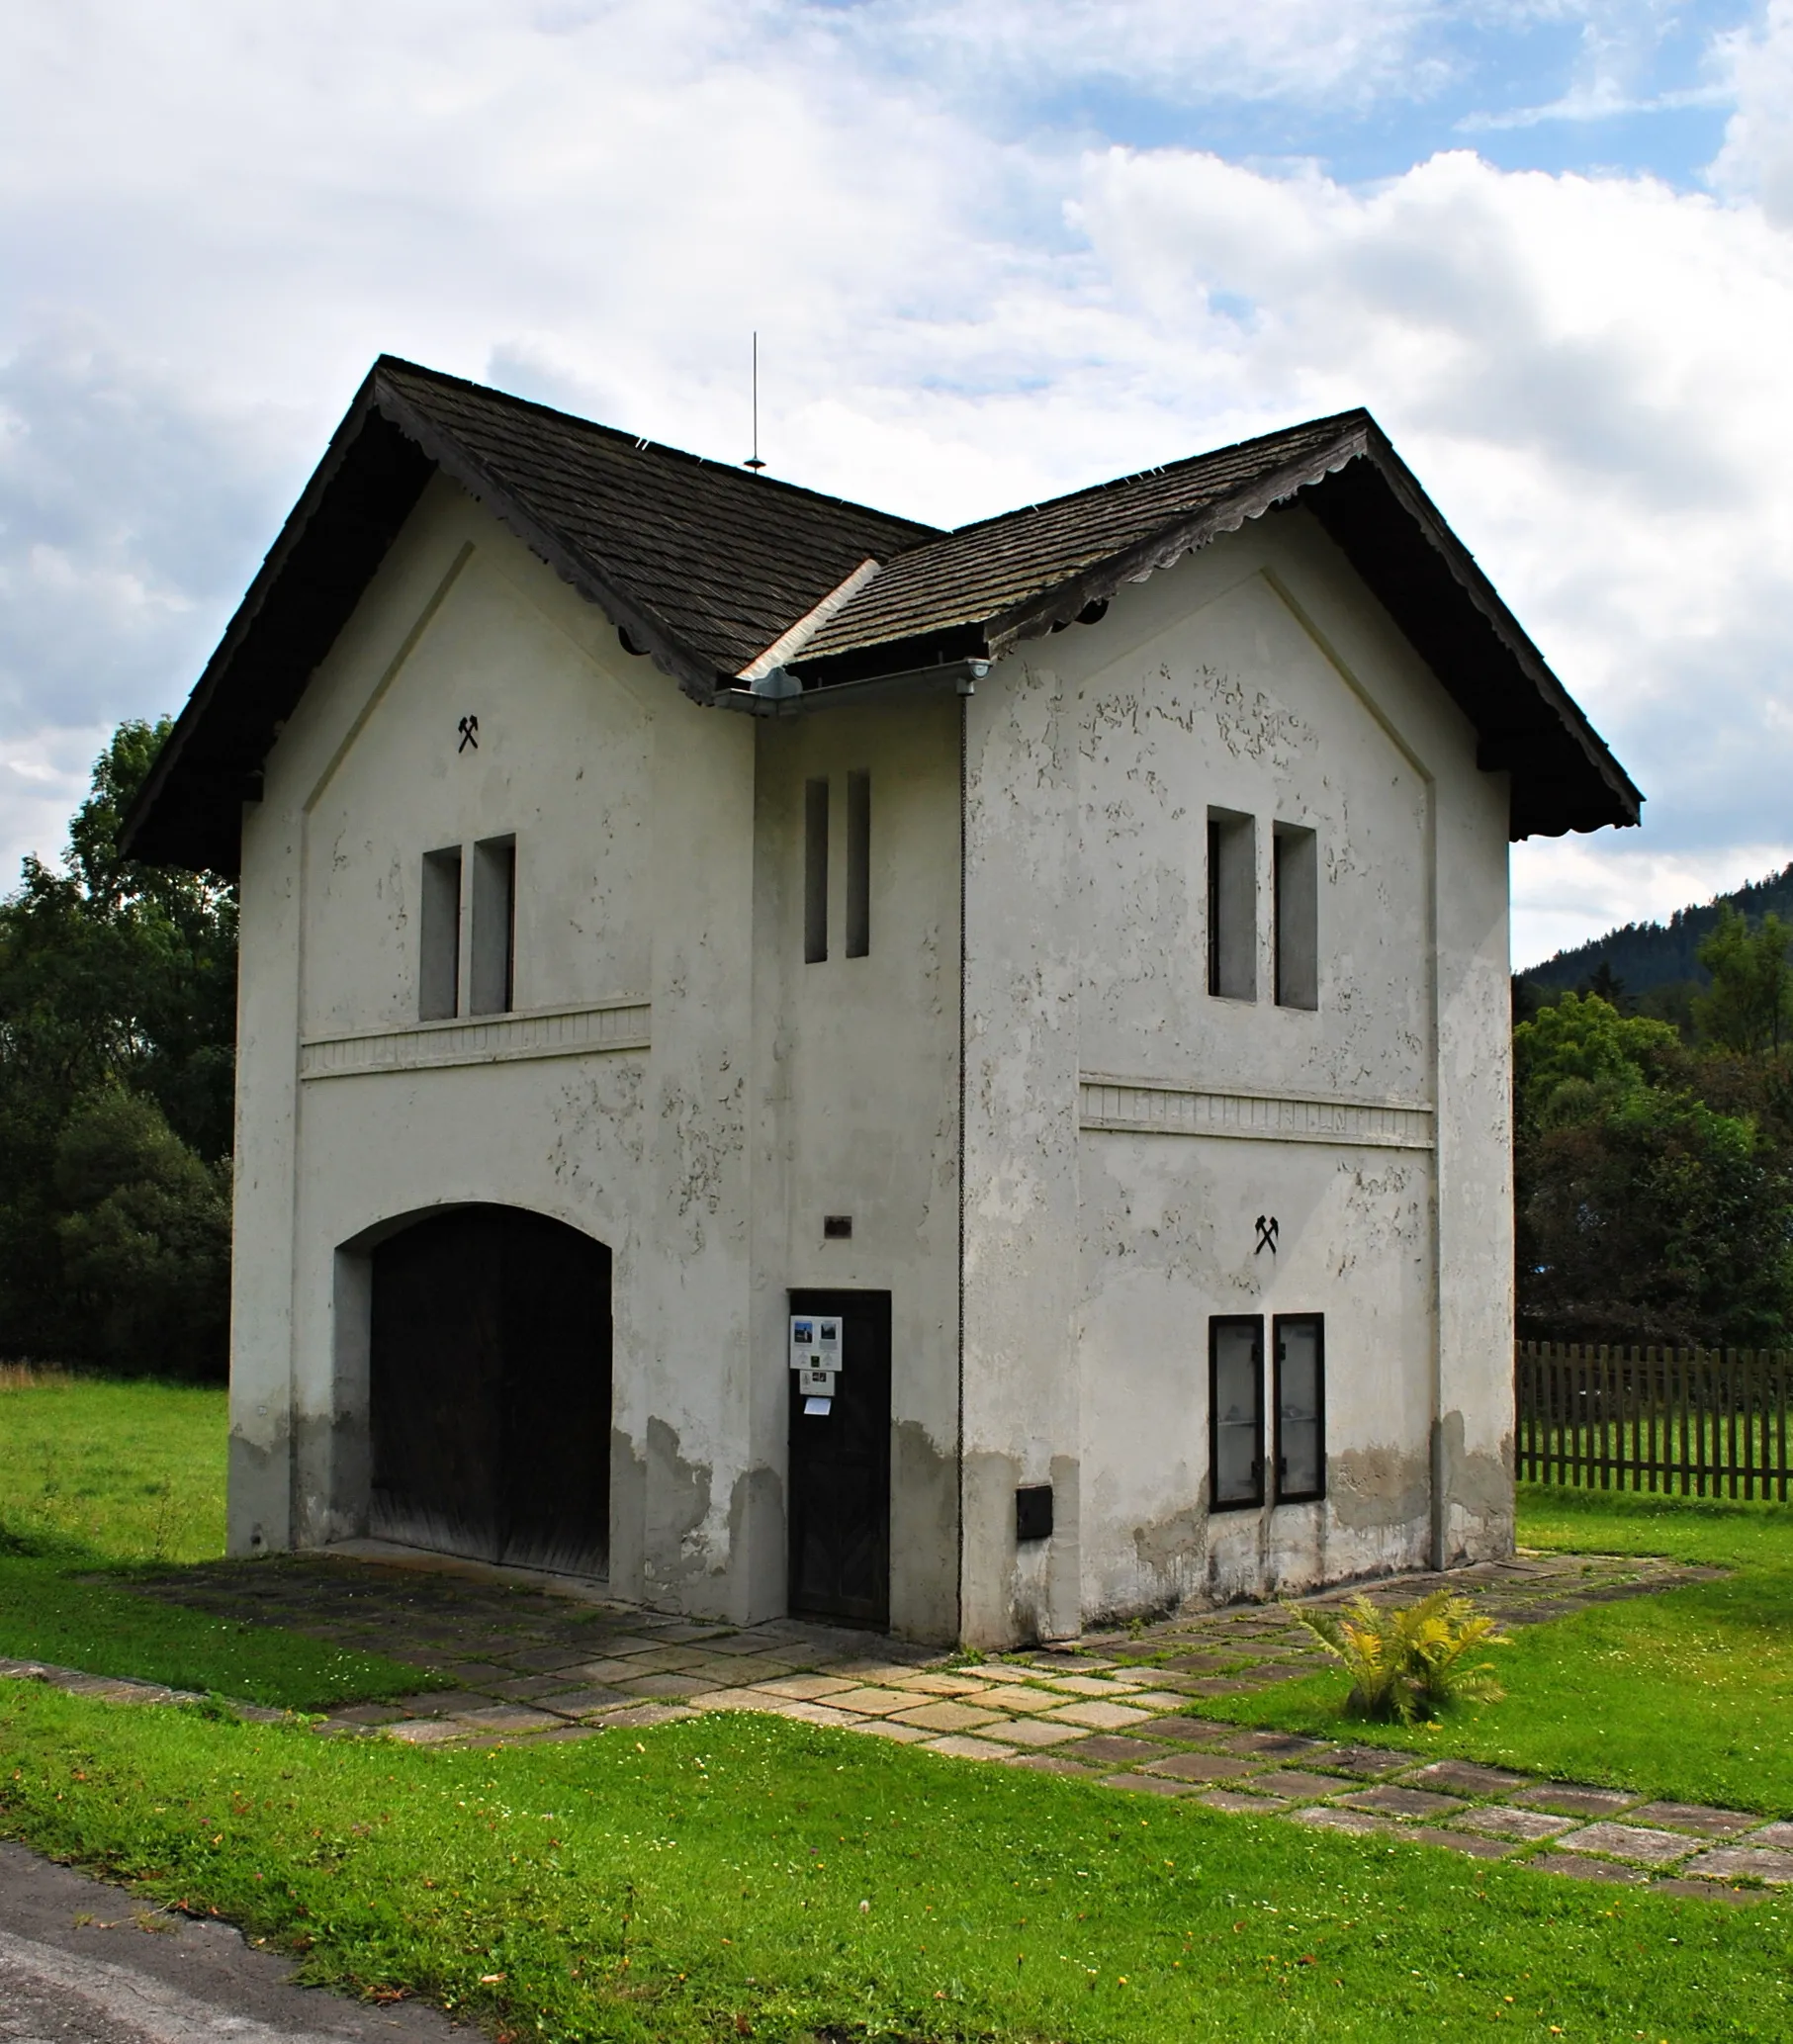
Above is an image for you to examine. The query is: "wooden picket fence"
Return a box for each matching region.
[1516,1342,1793,1499]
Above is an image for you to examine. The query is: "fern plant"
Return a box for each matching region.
[1286,1589,1510,1724]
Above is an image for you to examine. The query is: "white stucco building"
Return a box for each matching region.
[126,359,1638,1646]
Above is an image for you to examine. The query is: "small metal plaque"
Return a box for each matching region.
[1016,1484,1054,1543]
[803,1395,833,1417]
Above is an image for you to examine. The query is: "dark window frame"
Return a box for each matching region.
[1272,1312,1326,1503]
[1209,1313,1265,1512]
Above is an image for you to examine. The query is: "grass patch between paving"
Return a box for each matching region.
[0,1374,433,1710]
[3,1683,1789,2044]
[1146,1486,1793,1816]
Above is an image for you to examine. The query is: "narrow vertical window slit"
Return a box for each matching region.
[419,846,463,1022]
[804,778,830,963]
[471,835,517,1015]
[846,769,870,958]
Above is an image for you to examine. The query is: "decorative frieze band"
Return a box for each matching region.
[301,999,651,1081]
[1079,1076,1434,1150]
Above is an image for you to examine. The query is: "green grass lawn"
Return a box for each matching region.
[1149,1484,1793,1817]
[4,1682,1787,2044]
[7,1383,1793,2036]
[0,1373,226,1562]
[0,1374,430,1709]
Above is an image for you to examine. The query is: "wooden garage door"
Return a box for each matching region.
[369,1206,611,1575]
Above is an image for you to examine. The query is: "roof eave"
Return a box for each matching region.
[120,371,411,870]
[367,371,720,708]
[982,420,1375,656]
[798,418,1638,843]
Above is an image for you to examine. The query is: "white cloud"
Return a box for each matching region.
[1711,0,1793,220]
[0,0,1787,972]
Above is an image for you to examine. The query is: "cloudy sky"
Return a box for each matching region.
[3,0,1789,966]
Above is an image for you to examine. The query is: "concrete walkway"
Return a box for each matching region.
[0,1840,466,2041]
[12,1545,1783,1903]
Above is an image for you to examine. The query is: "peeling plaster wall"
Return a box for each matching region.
[234,476,762,1616]
[748,701,963,1642]
[232,476,965,1637]
[961,507,1513,1644]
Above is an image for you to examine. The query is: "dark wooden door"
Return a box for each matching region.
[369,1206,611,1574]
[787,1289,890,1627]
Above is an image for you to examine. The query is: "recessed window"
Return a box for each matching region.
[1273,824,1318,1011]
[804,777,830,964]
[470,835,516,1016]
[1207,809,1256,1001]
[1210,1316,1264,1510]
[845,769,870,959]
[1274,1314,1325,1502]
[419,846,463,1022]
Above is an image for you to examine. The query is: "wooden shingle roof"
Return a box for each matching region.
[124,357,1637,869]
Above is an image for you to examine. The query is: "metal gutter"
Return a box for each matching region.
[715,657,990,717]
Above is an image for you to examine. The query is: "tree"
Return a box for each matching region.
[53,1091,230,1377]
[1513,992,1793,1349]
[0,720,235,1374]
[1693,904,1793,1055]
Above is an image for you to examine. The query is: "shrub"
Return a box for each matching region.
[51,1090,230,1379]
[1286,1589,1509,1724]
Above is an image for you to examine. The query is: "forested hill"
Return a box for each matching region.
[1525,861,1793,994]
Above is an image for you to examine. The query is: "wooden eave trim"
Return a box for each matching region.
[119,378,398,863]
[980,424,1374,655]
[368,374,720,707]
[1346,422,1641,825]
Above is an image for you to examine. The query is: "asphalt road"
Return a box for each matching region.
[0,1843,469,2043]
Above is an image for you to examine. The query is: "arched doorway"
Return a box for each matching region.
[368,1205,611,1575]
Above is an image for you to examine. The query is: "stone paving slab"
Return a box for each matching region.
[890,1701,1003,1733]
[1256,1768,1368,1802]
[1104,1772,1196,1797]
[1309,1745,1422,1778]
[1453,1806,1578,1843]
[1199,1787,1292,1813]
[1527,1853,1654,1886]
[1135,1715,1238,1745]
[999,1717,1086,1748]
[1407,1760,1529,1798]
[1289,1806,1395,1837]
[1510,1782,1643,1819]
[1628,1800,1761,1839]
[1336,1784,1470,1822]
[1683,1846,1793,1885]
[1140,1751,1262,1783]
[1556,1822,1700,1867]
[1045,1699,1151,1730]
[1405,1826,1516,1861]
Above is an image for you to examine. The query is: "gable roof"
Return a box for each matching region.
[124,358,1638,869]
